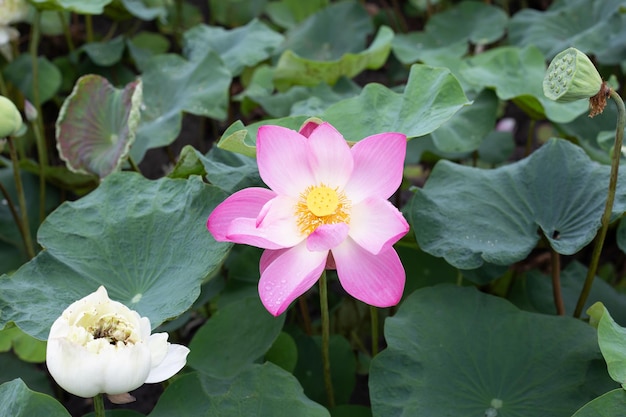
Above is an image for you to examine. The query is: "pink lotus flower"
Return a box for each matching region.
[207,121,409,316]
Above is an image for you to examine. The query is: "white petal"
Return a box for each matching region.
[145,344,190,383]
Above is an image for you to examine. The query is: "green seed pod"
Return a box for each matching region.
[543,48,602,103]
[0,95,22,138]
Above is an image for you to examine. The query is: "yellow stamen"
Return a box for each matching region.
[296,184,350,236]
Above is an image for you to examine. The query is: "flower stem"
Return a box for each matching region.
[93,394,105,417]
[574,89,625,318]
[7,138,35,259]
[58,11,75,52]
[524,119,536,157]
[31,119,47,223]
[85,14,94,43]
[319,271,335,409]
[370,305,379,357]
[550,247,565,315]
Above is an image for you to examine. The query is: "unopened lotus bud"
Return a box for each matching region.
[543,48,604,102]
[0,95,22,138]
[24,100,37,122]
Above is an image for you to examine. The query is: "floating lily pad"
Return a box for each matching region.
[0,173,231,340]
[370,285,614,417]
[410,138,626,269]
[56,75,142,178]
[131,51,231,162]
[122,0,168,21]
[183,19,284,77]
[149,365,329,417]
[0,379,68,417]
[461,45,588,123]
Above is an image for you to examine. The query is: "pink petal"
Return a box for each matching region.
[348,197,409,255]
[343,132,406,203]
[298,120,322,138]
[227,195,303,249]
[258,242,328,316]
[306,122,353,188]
[332,238,405,307]
[306,223,349,252]
[257,125,315,196]
[207,188,275,241]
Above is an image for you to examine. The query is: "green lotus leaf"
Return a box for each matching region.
[508,0,623,63]
[126,31,171,72]
[410,138,626,269]
[149,364,329,417]
[122,0,168,21]
[428,88,499,153]
[0,379,69,417]
[370,285,614,417]
[274,25,393,91]
[183,19,284,77]
[188,296,285,378]
[392,32,467,65]
[587,302,626,387]
[265,0,329,29]
[461,45,588,123]
[29,0,113,13]
[510,261,626,324]
[208,0,268,27]
[572,389,626,417]
[0,173,232,340]
[82,35,125,67]
[216,116,309,158]
[131,51,231,162]
[56,75,141,179]
[322,64,470,141]
[3,55,61,105]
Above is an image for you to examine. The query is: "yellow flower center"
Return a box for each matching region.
[296,184,350,236]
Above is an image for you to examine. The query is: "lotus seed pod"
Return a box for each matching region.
[543,48,602,103]
[0,95,22,138]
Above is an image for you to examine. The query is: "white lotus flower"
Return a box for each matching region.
[46,286,189,401]
[0,0,29,61]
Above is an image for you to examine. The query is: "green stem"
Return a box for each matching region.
[574,90,625,318]
[524,119,536,157]
[370,305,379,357]
[93,394,105,417]
[127,156,142,174]
[85,14,94,43]
[58,11,75,52]
[319,271,335,409]
[0,181,27,247]
[31,120,47,223]
[7,138,35,259]
[298,296,312,336]
[551,247,565,315]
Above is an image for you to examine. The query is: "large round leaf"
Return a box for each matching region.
[410,138,626,269]
[461,45,588,123]
[572,389,626,417]
[508,0,623,63]
[183,19,284,77]
[3,55,61,104]
[56,75,142,178]
[188,296,285,378]
[131,51,231,162]
[149,365,330,417]
[0,379,69,417]
[323,64,470,142]
[0,173,231,340]
[370,285,614,417]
